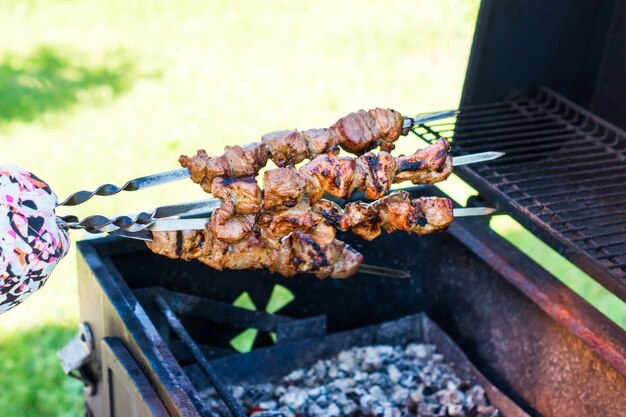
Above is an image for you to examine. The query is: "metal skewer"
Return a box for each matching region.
[402,110,459,130]
[357,264,411,279]
[68,198,497,235]
[100,203,496,280]
[57,149,503,207]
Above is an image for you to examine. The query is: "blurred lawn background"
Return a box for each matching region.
[0,1,623,416]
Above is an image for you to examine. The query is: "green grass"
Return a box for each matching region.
[0,1,623,416]
[0,325,83,417]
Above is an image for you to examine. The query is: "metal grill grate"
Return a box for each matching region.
[412,87,626,301]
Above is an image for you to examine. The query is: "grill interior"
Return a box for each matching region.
[135,285,524,416]
[412,87,626,300]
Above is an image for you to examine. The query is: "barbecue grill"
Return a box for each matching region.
[61,2,626,416]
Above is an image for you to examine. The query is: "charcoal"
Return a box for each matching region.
[205,343,501,417]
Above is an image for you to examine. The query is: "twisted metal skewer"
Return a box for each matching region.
[58,211,158,233]
[57,199,220,233]
[58,111,458,208]
[57,168,191,207]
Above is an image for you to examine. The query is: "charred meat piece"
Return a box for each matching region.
[199,230,270,271]
[299,153,356,200]
[147,229,207,261]
[270,231,361,279]
[373,191,453,235]
[301,128,340,157]
[343,202,382,240]
[207,200,257,243]
[211,176,261,215]
[332,108,404,154]
[180,142,268,191]
[395,138,452,185]
[374,191,426,233]
[411,196,454,235]
[260,198,322,238]
[330,244,364,279]
[333,110,379,155]
[313,199,348,229]
[263,168,311,210]
[369,107,404,152]
[355,150,398,200]
[261,129,309,167]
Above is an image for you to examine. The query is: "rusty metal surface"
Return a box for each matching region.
[77,243,208,417]
[434,217,626,416]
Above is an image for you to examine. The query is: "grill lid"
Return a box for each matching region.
[413,87,626,301]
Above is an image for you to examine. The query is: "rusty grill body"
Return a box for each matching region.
[73,2,626,417]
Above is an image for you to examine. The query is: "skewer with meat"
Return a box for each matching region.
[146,191,454,277]
[210,190,455,244]
[264,138,451,210]
[147,227,363,279]
[314,190,454,241]
[179,108,427,192]
[200,138,450,225]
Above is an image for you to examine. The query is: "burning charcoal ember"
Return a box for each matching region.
[205,343,502,417]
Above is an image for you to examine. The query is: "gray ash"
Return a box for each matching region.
[204,343,501,417]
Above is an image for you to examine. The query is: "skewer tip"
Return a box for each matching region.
[453,207,498,217]
[358,264,411,279]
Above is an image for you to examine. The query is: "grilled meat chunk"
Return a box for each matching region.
[263,168,311,210]
[147,229,206,260]
[271,231,360,279]
[211,176,261,215]
[180,142,268,191]
[301,128,340,156]
[413,196,455,235]
[299,154,357,200]
[374,191,427,233]
[330,244,364,279]
[395,138,452,185]
[342,202,382,240]
[261,129,310,167]
[149,228,361,279]
[369,107,405,151]
[355,151,398,200]
[332,108,404,154]
[199,230,270,271]
[207,201,257,243]
[260,198,321,238]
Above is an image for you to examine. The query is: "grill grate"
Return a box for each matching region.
[413,87,626,301]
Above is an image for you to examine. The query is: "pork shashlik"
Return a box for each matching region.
[179,108,418,192]
[205,190,454,244]
[144,108,483,279]
[206,138,451,219]
[147,191,453,278]
[147,227,363,279]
